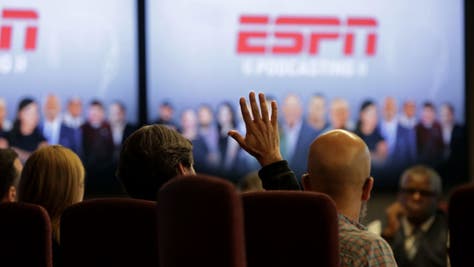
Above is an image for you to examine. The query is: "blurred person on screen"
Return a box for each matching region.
[399,100,417,129]
[41,94,81,154]
[63,97,84,129]
[354,100,387,165]
[0,98,12,148]
[415,102,443,165]
[216,102,242,180]
[81,100,115,196]
[280,93,317,180]
[382,165,447,267]
[6,98,47,162]
[197,104,220,173]
[0,148,22,203]
[108,101,136,161]
[439,103,463,159]
[154,101,178,130]
[306,94,330,134]
[0,98,12,134]
[329,98,354,131]
[438,103,466,187]
[179,108,209,174]
[380,97,417,179]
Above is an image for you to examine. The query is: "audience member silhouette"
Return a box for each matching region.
[117,124,195,201]
[229,92,397,267]
[0,148,22,203]
[18,145,85,266]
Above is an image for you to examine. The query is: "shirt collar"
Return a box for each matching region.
[402,215,436,236]
[338,213,367,231]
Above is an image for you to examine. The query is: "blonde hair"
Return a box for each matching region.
[18,145,85,241]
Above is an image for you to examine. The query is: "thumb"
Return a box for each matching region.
[228,130,245,147]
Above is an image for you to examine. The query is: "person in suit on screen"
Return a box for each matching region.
[280,93,317,180]
[41,94,81,155]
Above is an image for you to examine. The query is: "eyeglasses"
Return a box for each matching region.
[400,188,437,197]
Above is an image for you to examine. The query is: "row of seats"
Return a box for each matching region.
[0,175,472,267]
[0,174,338,267]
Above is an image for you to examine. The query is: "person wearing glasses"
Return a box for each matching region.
[382,165,447,267]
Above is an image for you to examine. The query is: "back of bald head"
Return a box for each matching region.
[306,130,371,199]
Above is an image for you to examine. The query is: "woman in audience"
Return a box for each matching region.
[7,98,47,162]
[18,145,85,265]
[354,100,388,164]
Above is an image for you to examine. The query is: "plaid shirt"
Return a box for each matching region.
[339,214,398,267]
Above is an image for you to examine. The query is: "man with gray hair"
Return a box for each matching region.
[382,165,447,267]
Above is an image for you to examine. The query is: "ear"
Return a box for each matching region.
[7,186,16,202]
[301,173,311,191]
[177,162,194,176]
[361,177,374,201]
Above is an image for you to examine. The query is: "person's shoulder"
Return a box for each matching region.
[340,225,396,266]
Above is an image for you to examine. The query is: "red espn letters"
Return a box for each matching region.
[0,9,38,51]
[237,15,377,56]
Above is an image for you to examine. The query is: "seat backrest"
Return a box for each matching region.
[448,183,474,267]
[242,191,339,267]
[157,175,246,267]
[60,198,158,267]
[0,202,53,267]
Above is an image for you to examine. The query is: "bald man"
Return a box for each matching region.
[230,92,396,266]
[41,94,81,154]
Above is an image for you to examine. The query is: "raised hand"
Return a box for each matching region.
[228,92,283,167]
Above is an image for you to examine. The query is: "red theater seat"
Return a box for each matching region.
[157,175,246,267]
[60,198,158,267]
[448,183,474,267]
[0,202,53,267]
[242,191,340,267]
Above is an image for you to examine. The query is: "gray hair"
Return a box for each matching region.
[400,165,442,194]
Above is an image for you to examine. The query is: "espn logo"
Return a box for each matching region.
[0,9,39,51]
[237,15,377,56]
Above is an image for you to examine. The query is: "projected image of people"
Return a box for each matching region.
[6,98,47,163]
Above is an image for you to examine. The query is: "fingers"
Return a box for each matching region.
[259,93,269,123]
[239,97,255,131]
[249,92,262,122]
[271,100,278,128]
